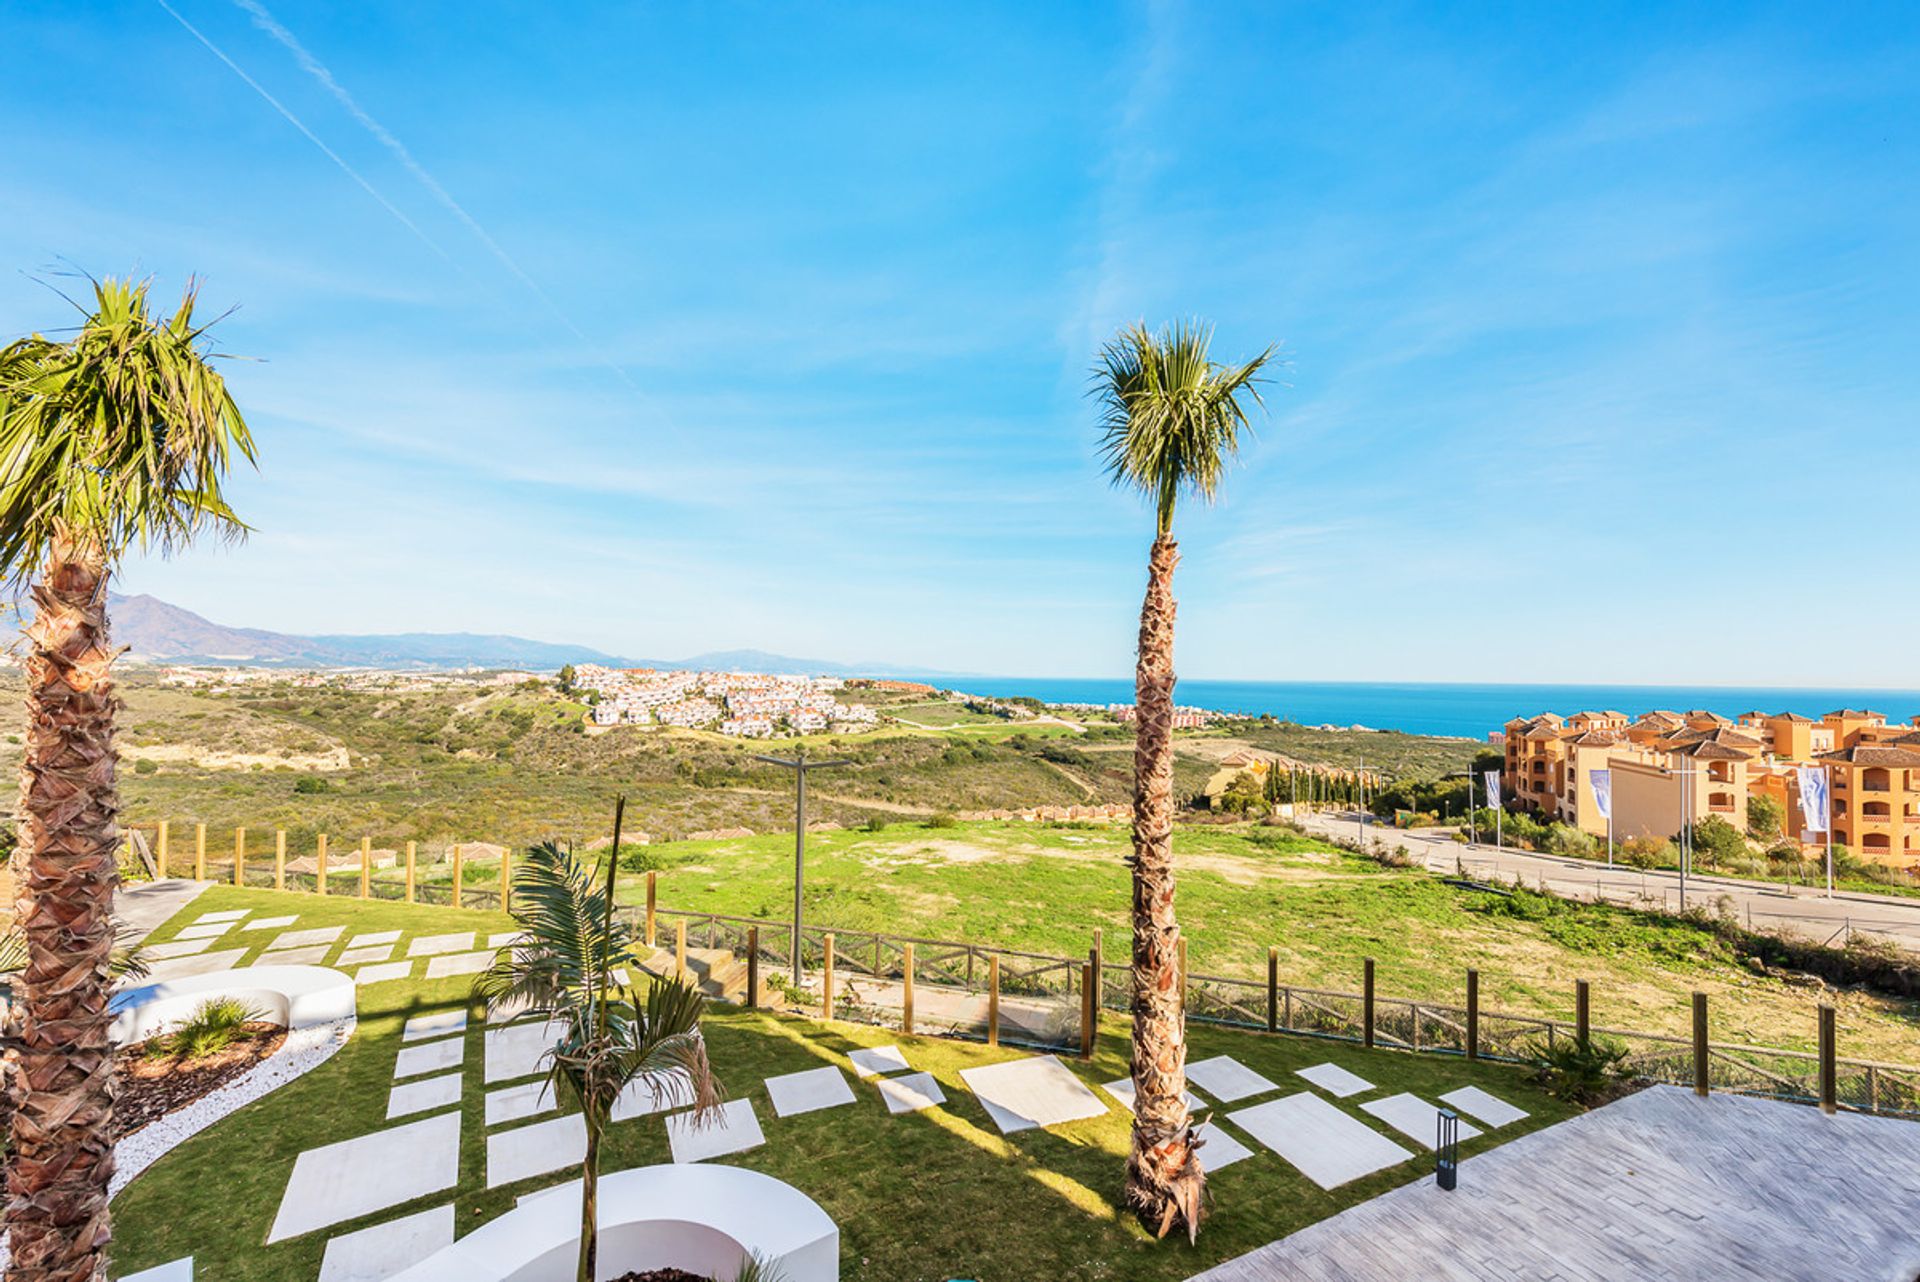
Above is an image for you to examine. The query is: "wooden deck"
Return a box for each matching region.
[1190,1085,1920,1282]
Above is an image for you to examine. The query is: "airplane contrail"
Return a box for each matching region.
[153,0,452,263]
[228,0,649,399]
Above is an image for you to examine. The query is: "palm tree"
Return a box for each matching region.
[1093,320,1272,1241]
[0,276,254,1281]
[475,799,722,1282]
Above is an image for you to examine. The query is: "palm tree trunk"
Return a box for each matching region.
[1125,535,1203,1240]
[7,538,121,1282]
[576,1105,601,1282]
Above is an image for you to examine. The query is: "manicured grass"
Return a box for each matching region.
[111,886,1578,1282]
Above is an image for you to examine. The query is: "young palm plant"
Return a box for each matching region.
[474,799,723,1282]
[0,275,254,1281]
[1094,320,1272,1241]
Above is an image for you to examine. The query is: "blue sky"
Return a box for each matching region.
[4,2,1918,684]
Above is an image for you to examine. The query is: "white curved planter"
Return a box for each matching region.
[108,963,356,1045]
[389,1164,839,1282]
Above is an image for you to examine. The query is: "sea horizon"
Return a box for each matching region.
[903,676,1920,739]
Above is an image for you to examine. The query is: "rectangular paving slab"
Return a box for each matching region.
[1196,1121,1256,1172]
[337,945,393,967]
[242,915,299,932]
[425,950,494,979]
[408,932,476,958]
[1439,1085,1530,1128]
[194,910,249,924]
[1361,1092,1483,1149]
[395,1037,465,1080]
[959,1054,1109,1135]
[356,961,414,986]
[611,1069,695,1122]
[877,1071,947,1115]
[1101,1077,1203,1115]
[268,926,345,950]
[1296,1062,1376,1098]
[766,1065,857,1118]
[486,1080,558,1127]
[487,1113,587,1188]
[667,1097,764,1163]
[403,1010,471,1043]
[347,930,403,948]
[175,921,237,940]
[848,1045,912,1078]
[142,937,215,961]
[266,944,334,966]
[318,1204,453,1282]
[388,1072,464,1120]
[484,1018,568,1083]
[1187,1055,1282,1103]
[1228,1092,1414,1190]
[268,1111,460,1242]
[145,950,247,982]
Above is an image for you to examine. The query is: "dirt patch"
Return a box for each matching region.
[608,1270,704,1282]
[117,1024,286,1135]
[120,743,350,772]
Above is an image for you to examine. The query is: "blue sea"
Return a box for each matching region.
[903,678,1920,740]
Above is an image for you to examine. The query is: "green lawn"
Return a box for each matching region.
[111,885,1578,1282]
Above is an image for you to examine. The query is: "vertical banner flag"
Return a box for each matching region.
[1796,766,1830,834]
[1589,769,1612,821]
[1484,770,1502,810]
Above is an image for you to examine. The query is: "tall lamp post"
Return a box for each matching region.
[755,746,852,986]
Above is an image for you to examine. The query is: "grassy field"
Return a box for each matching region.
[613,820,1920,1063]
[110,885,1579,1282]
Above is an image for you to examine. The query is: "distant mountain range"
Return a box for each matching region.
[59,593,953,678]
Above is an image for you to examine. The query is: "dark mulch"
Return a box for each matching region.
[116,1023,286,1135]
[607,1271,707,1282]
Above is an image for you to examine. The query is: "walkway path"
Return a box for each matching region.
[1296,810,1920,952]
[1189,1085,1920,1282]
[116,878,210,945]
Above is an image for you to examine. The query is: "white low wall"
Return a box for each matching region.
[108,964,355,1046]
[389,1164,838,1282]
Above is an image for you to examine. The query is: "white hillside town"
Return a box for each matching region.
[570,663,880,737]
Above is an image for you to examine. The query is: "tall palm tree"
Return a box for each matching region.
[1094,320,1272,1242]
[0,276,254,1282]
[475,799,722,1282]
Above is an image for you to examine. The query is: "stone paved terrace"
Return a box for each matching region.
[1189,1085,1920,1282]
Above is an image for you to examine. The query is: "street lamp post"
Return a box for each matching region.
[755,746,852,987]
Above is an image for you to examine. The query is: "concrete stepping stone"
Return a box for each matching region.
[337,945,392,967]
[347,930,403,948]
[1100,1077,1204,1114]
[266,945,334,966]
[1296,1062,1376,1098]
[242,915,299,931]
[485,1018,567,1083]
[404,1010,470,1042]
[194,910,249,924]
[318,1204,453,1282]
[486,1080,558,1127]
[488,932,524,948]
[356,961,413,986]
[667,1097,763,1163]
[175,921,237,940]
[611,1069,695,1122]
[1186,1055,1281,1103]
[766,1066,856,1118]
[1361,1092,1483,1149]
[1439,1085,1529,1128]
[1228,1092,1413,1189]
[122,1259,193,1282]
[143,937,215,961]
[408,932,476,958]
[145,950,248,982]
[487,994,537,1023]
[1197,1120,1256,1172]
[388,1072,463,1120]
[958,1055,1108,1135]
[395,1037,465,1079]
[268,1111,460,1242]
[877,1071,946,1115]
[425,950,494,979]
[267,926,345,950]
[848,1045,911,1078]
[487,1113,586,1187]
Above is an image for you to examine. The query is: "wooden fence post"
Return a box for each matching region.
[157,820,170,878]
[316,833,328,896]
[404,841,416,903]
[1266,945,1279,1033]
[1692,991,1710,1097]
[1363,957,1376,1050]
[822,932,836,1019]
[1466,968,1479,1062]
[500,846,513,914]
[1080,958,1096,1059]
[274,829,286,892]
[645,871,658,947]
[451,844,464,908]
[987,954,1001,1047]
[194,823,206,881]
[1091,928,1104,1012]
[903,942,916,1036]
[233,827,246,887]
[1575,979,1591,1050]
[360,836,372,899]
[1818,1004,1837,1115]
[675,919,688,980]
[1086,946,1101,1049]
[747,926,760,1008]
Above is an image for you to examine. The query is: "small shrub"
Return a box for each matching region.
[132,758,159,776]
[923,812,957,830]
[292,775,331,795]
[151,996,261,1061]
[861,816,888,834]
[1526,1033,1631,1106]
